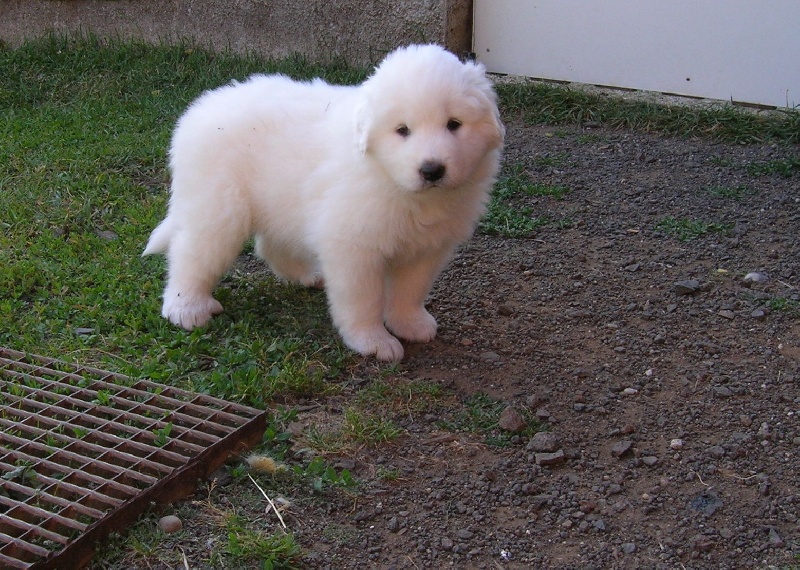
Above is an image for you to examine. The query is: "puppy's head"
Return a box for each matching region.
[355,44,504,193]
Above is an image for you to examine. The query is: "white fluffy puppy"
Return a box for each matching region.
[144,44,504,361]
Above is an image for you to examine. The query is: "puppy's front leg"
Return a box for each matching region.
[323,254,404,362]
[384,249,452,343]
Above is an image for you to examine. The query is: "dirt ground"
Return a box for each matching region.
[288,119,799,569]
[126,119,798,569]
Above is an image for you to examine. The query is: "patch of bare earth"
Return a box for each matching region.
[292,122,799,569]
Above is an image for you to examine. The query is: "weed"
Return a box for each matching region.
[298,456,356,492]
[655,216,733,241]
[439,393,540,447]
[481,164,561,238]
[766,297,800,315]
[224,514,301,569]
[342,407,402,444]
[497,81,800,144]
[705,185,756,200]
[152,422,173,447]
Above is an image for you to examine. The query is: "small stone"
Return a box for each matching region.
[480,351,502,363]
[689,490,723,516]
[441,537,454,551]
[74,327,95,336]
[497,304,515,316]
[621,542,636,554]
[708,445,725,457]
[713,386,733,398]
[158,515,183,534]
[670,438,684,450]
[386,516,400,532]
[624,263,640,272]
[767,526,785,547]
[718,310,735,320]
[526,431,561,453]
[96,229,118,241]
[739,415,753,427]
[456,529,474,540]
[610,440,633,458]
[642,456,658,466]
[622,387,638,395]
[750,309,766,320]
[592,519,606,531]
[534,449,565,466]
[743,272,768,284]
[498,407,528,432]
[673,279,701,295]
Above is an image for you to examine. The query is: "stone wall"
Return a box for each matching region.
[0,0,473,64]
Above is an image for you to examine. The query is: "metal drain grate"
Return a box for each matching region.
[0,348,267,569]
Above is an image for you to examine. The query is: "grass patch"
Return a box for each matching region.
[481,163,567,237]
[766,297,800,315]
[497,81,800,145]
[705,185,757,200]
[439,393,540,447]
[655,216,733,242]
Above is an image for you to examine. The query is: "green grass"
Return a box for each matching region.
[497,81,800,144]
[480,163,567,237]
[705,184,757,200]
[0,33,364,406]
[438,392,541,447]
[655,216,733,241]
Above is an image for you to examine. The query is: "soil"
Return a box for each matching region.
[128,119,799,569]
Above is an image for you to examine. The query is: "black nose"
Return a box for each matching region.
[419,161,446,182]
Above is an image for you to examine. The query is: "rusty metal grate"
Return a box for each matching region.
[0,347,267,569]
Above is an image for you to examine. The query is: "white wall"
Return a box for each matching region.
[474,0,800,108]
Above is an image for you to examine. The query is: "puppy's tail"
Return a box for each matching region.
[142,217,175,256]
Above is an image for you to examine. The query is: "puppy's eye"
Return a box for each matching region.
[446,119,462,132]
[396,124,411,138]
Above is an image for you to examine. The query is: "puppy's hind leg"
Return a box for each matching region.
[161,207,250,330]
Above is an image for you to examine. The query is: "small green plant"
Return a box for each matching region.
[342,407,401,445]
[152,422,173,447]
[298,456,356,492]
[705,185,756,200]
[439,393,540,447]
[655,216,732,241]
[94,389,112,406]
[745,157,800,177]
[766,297,800,314]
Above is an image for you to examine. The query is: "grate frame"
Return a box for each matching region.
[0,348,267,569]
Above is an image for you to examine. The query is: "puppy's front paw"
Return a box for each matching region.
[342,326,404,362]
[162,294,223,330]
[386,308,437,343]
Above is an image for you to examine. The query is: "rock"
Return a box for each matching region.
[497,304,515,316]
[624,262,640,272]
[641,456,658,466]
[708,445,725,457]
[386,516,400,532]
[669,438,684,450]
[158,515,183,534]
[767,526,785,547]
[689,491,723,516]
[534,449,565,466]
[526,431,561,452]
[751,309,766,320]
[480,351,502,363]
[440,537,454,551]
[610,440,633,458]
[456,528,474,540]
[673,279,702,295]
[498,406,527,432]
[718,309,735,320]
[622,387,638,395]
[621,543,636,554]
[743,272,768,285]
[713,386,733,398]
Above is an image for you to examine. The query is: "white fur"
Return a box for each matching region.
[143,44,504,361]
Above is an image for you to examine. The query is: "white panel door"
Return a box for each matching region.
[474,0,800,108]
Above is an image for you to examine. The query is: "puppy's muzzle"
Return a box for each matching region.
[419,160,446,183]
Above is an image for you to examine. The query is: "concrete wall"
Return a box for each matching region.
[0,0,473,64]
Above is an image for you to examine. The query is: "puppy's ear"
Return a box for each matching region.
[464,60,505,147]
[354,96,372,154]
